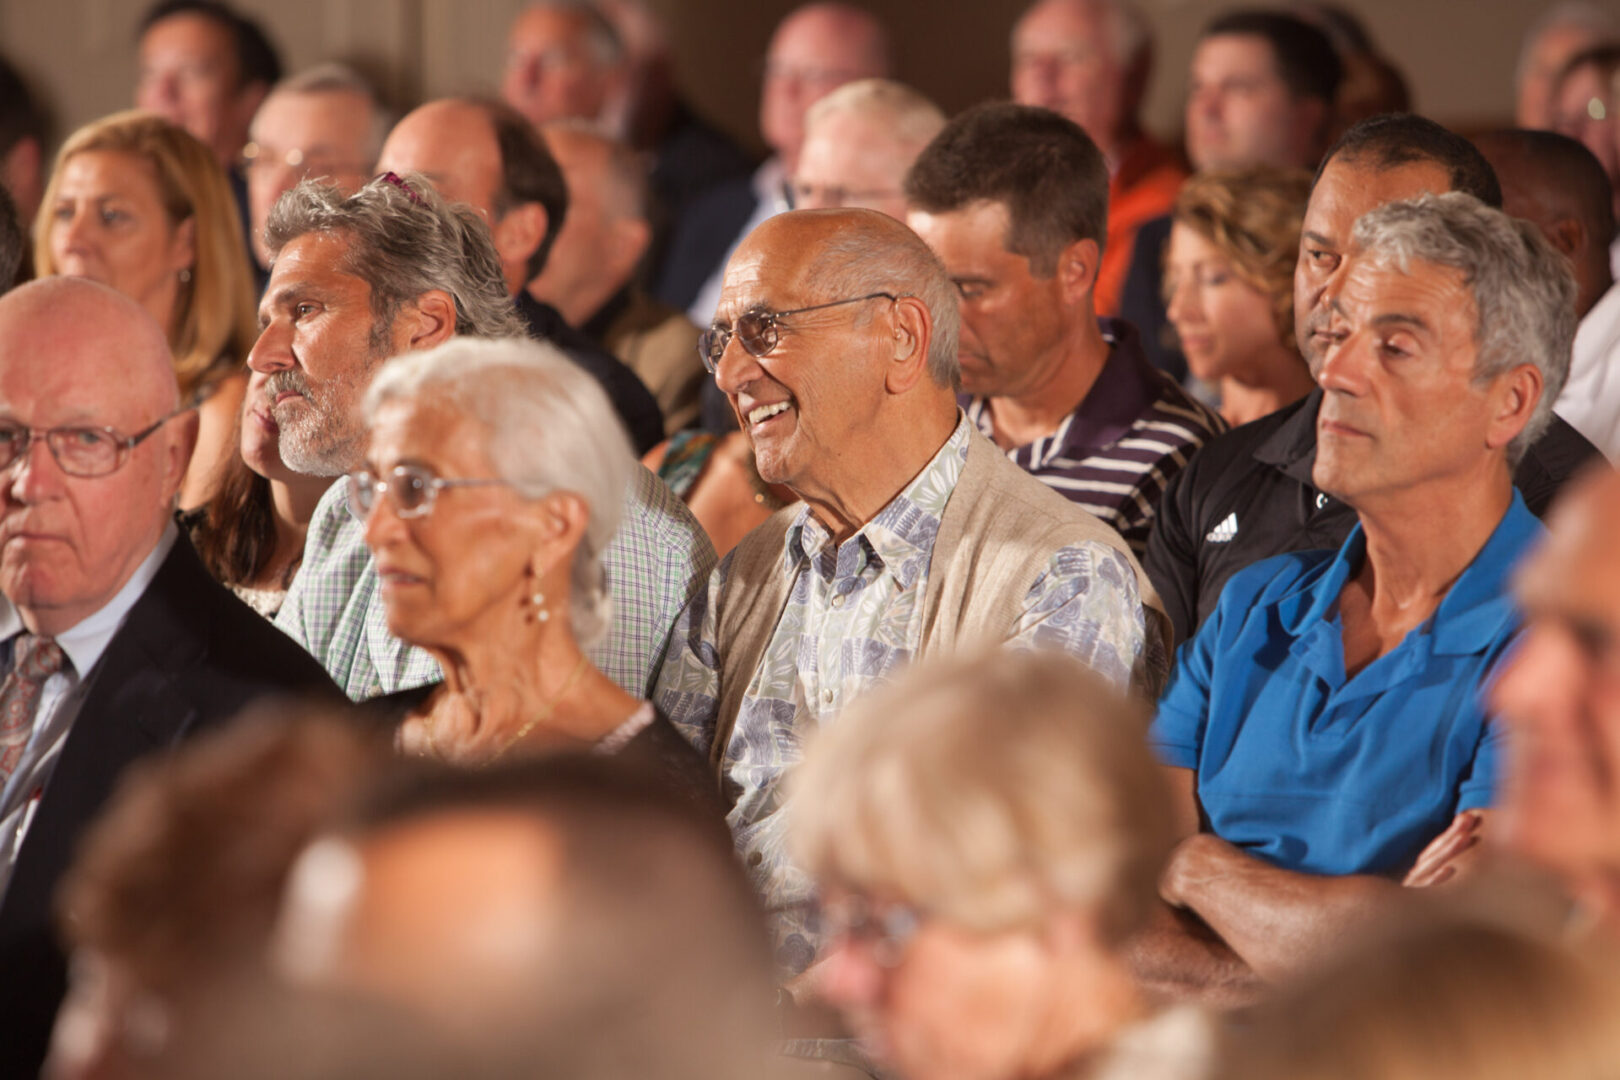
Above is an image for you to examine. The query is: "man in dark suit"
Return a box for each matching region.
[0,278,339,1075]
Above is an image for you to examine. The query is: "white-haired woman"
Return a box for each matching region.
[355,337,706,791]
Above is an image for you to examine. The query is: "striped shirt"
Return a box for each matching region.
[965,319,1225,555]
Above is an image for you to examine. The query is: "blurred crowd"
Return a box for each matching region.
[1,0,1620,1077]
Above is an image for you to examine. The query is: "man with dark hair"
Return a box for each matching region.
[0,54,47,232]
[1478,129,1620,461]
[1145,114,1600,645]
[136,0,281,171]
[273,753,775,1080]
[906,103,1223,554]
[1122,9,1343,378]
[376,97,663,452]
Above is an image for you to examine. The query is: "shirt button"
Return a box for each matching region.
[748,851,763,867]
[831,593,845,607]
[821,688,834,704]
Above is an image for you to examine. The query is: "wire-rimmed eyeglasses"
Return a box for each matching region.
[0,413,180,478]
[346,463,510,520]
[697,292,898,373]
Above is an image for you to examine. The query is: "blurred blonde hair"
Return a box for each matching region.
[1220,913,1620,1080]
[1170,166,1312,344]
[791,649,1174,944]
[34,110,258,401]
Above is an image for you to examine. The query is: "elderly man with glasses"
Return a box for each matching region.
[0,277,339,1076]
[654,209,1167,1037]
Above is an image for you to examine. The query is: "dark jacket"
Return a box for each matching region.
[0,535,341,1076]
[1144,388,1602,645]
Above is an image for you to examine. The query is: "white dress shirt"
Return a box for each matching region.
[0,524,177,900]
[1557,281,1620,464]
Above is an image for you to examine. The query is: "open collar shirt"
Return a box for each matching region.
[275,466,715,701]
[658,415,1153,972]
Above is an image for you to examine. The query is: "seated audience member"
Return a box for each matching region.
[0,279,339,1076]
[1549,45,1620,228]
[1137,192,1572,1002]
[906,103,1224,555]
[1491,466,1620,931]
[274,754,777,1080]
[1216,915,1620,1080]
[655,207,1167,975]
[653,2,891,328]
[376,96,664,452]
[258,173,713,701]
[0,53,48,250]
[501,0,625,130]
[793,650,1212,1080]
[533,121,705,433]
[646,78,942,552]
[36,111,258,509]
[1011,0,1185,318]
[1144,114,1600,646]
[791,78,945,220]
[1164,167,1315,427]
[243,63,385,279]
[1516,2,1619,129]
[186,373,332,618]
[45,707,387,1080]
[1119,10,1341,380]
[355,338,709,797]
[1477,129,1620,462]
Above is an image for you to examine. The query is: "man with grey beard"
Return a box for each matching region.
[252,171,714,701]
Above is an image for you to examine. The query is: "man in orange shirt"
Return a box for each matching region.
[1011,0,1184,317]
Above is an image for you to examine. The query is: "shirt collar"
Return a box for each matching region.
[782,413,971,590]
[963,318,1160,465]
[1278,491,1539,656]
[1254,387,1324,488]
[0,520,178,677]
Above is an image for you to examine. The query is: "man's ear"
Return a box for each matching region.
[607,217,652,285]
[1546,215,1585,261]
[883,294,934,395]
[492,202,550,276]
[1486,362,1545,453]
[1055,236,1101,305]
[163,407,201,500]
[404,289,458,350]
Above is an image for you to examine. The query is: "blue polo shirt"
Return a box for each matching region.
[1150,492,1540,877]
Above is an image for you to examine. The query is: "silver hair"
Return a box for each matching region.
[361,336,634,648]
[1351,192,1576,466]
[1013,0,1152,69]
[802,216,960,389]
[1516,2,1619,90]
[803,78,946,150]
[264,63,395,166]
[265,172,527,342]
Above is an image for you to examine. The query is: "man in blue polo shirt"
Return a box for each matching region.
[1131,191,1576,1004]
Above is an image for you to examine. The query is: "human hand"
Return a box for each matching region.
[1403,810,1484,887]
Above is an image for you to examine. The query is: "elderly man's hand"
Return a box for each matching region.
[1403,810,1487,888]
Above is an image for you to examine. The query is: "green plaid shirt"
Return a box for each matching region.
[275,465,716,700]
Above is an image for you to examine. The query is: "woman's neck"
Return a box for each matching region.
[1219,346,1316,427]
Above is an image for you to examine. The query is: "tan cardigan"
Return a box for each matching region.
[709,426,1172,771]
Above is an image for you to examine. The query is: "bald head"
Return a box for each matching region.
[377,100,504,219]
[0,277,195,635]
[761,3,893,169]
[1476,129,1615,318]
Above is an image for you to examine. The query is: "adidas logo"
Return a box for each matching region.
[1205,512,1239,543]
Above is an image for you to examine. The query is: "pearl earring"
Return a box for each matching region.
[178,268,192,284]
[531,588,550,622]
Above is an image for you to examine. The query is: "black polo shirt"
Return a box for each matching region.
[1144,387,1601,646]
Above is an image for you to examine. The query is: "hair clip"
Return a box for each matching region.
[376,170,426,206]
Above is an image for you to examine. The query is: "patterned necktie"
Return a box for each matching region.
[0,634,67,786]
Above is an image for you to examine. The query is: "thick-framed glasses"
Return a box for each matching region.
[346,464,510,520]
[0,413,178,478]
[698,292,898,373]
[817,893,925,968]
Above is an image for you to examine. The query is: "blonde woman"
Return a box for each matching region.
[37,110,259,508]
[1165,168,1315,427]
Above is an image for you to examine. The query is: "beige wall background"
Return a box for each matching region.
[2,0,1609,158]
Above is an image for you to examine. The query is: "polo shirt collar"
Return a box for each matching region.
[782,413,970,590]
[1277,490,1539,657]
[963,318,1158,465]
[1254,387,1323,489]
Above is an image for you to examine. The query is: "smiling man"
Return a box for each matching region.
[654,208,1167,998]
[1133,192,1572,1003]
[256,173,712,702]
[0,277,337,1075]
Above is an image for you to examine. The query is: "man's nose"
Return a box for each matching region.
[246,321,293,374]
[713,336,765,398]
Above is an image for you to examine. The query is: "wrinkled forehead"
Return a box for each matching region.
[717,225,820,319]
[0,290,175,419]
[1335,251,1475,332]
